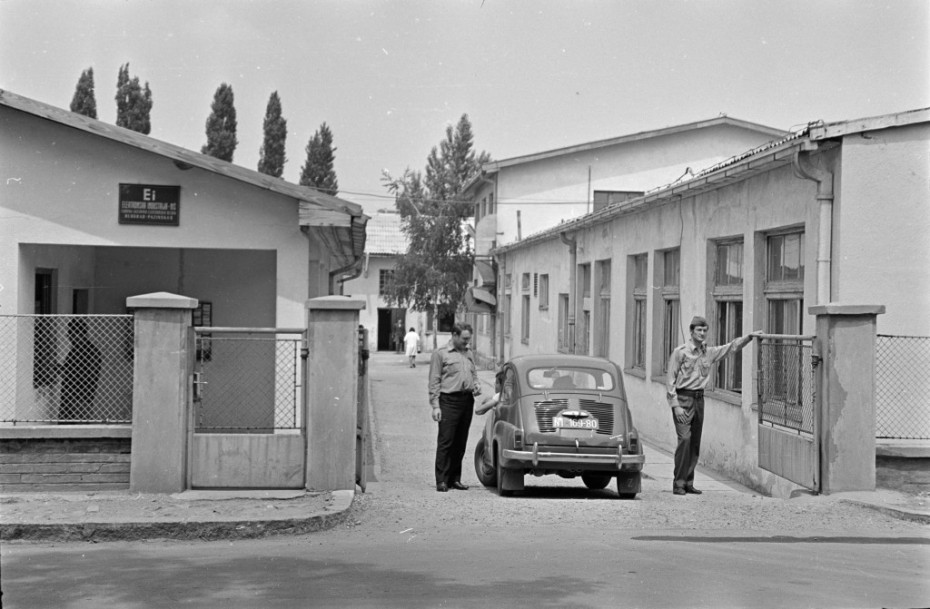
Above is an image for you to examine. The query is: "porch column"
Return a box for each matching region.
[306,296,365,491]
[127,292,198,493]
[810,304,885,493]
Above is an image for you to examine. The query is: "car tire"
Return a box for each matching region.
[495,444,514,497]
[474,438,496,487]
[616,472,641,500]
[581,473,612,490]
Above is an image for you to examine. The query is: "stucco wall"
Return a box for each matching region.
[1,107,317,327]
[832,123,930,335]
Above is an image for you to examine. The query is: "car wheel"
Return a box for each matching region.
[616,472,641,500]
[474,438,496,487]
[495,444,514,497]
[581,473,611,490]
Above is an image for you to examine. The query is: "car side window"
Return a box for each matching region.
[501,368,516,404]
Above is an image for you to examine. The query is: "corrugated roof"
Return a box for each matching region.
[365,212,407,255]
[0,88,363,218]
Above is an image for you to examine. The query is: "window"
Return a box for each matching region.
[488,192,494,215]
[538,274,549,310]
[578,263,591,355]
[558,293,569,352]
[521,294,530,344]
[628,254,648,370]
[378,269,395,297]
[521,272,531,292]
[595,260,611,357]
[427,304,456,333]
[503,274,512,338]
[661,250,680,372]
[765,231,805,404]
[765,232,805,334]
[713,241,743,392]
[580,264,591,299]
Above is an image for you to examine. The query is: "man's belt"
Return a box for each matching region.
[677,388,704,398]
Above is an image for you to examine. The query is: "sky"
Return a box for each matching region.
[2,0,927,216]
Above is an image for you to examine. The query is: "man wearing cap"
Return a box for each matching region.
[666,316,760,496]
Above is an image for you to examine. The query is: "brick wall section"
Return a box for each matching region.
[0,438,131,492]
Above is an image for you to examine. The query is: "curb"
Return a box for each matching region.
[838,499,930,525]
[0,489,355,543]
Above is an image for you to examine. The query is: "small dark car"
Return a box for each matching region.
[474,354,644,498]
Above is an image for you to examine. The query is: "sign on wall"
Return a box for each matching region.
[118,184,181,226]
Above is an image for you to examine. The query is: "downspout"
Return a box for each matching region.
[560,231,577,354]
[792,148,834,304]
[329,257,363,296]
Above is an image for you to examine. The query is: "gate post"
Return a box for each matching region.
[810,304,885,493]
[306,296,365,491]
[126,292,198,493]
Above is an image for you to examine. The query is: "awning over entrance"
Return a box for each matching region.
[475,258,496,287]
[465,285,496,314]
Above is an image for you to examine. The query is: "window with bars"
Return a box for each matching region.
[714,240,744,392]
[379,269,395,297]
[595,259,611,358]
[661,249,680,372]
[765,231,805,404]
[630,254,648,370]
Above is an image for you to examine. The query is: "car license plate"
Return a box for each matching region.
[553,416,598,430]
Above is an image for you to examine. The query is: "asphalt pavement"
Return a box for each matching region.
[1,351,927,542]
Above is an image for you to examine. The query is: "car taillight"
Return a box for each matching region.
[514,430,523,450]
[628,431,639,454]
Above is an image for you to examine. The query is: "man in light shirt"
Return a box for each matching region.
[666,316,761,496]
[428,323,480,492]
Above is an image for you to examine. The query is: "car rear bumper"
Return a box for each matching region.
[503,444,645,468]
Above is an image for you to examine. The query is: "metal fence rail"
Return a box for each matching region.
[0,315,134,424]
[193,328,306,432]
[757,335,816,435]
[876,334,930,440]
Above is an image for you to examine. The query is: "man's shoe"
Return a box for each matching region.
[684,486,703,495]
[673,487,686,495]
[436,482,449,492]
[450,481,469,490]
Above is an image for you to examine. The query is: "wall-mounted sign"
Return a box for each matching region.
[118,184,181,226]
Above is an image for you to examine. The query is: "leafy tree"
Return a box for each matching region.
[115,63,152,134]
[299,122,338,196]
[382,114,490,347]
[257,91,287,177]
[70,67,97,118]
[201,83,238,162]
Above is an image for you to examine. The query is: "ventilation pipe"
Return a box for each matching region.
[560,231,577,354]
[793,148,834,304]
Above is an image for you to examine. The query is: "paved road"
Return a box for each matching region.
[1,351,928,609]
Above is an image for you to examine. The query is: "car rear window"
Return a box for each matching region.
[526,367,615,391]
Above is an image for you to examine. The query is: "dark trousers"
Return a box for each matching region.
[435,391,474,485]
[673,390,704,489]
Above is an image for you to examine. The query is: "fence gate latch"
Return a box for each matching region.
[192,371,207,402]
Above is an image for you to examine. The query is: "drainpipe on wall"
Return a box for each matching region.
[792,148,834,305]
[560,231,577,354]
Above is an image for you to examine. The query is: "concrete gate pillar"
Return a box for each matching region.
[127,292,198,493]
[306,296,365,491]
[810,304,885,493]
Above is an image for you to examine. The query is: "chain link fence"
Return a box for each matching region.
[757,335,816,435]
[876,334,930,440]
[0,315,134,424]
[193,329,305,432]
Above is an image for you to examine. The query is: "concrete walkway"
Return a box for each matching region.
[1,352,927,542]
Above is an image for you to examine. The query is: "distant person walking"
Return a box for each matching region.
[393,320,404,354]
[428,323,480,492]
[666,316,760,496]
[59,318,102,422]
[403,327,420,368]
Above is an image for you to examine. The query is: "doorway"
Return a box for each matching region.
[377,307,406,352]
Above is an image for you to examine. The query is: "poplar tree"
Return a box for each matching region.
[381,114,491,346]
[70,67,97,118]
[299,122,338,196]
[257,91,287,177]
[115,63,152,134]
[201,83,238,162]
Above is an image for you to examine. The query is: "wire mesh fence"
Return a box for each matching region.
[193,329,305,432]
[757,335,816,435]
[0,315,134,424]
[876,334,930,440]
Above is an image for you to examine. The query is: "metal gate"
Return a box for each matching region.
[756,334,820,491]
[189,327,307,489]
